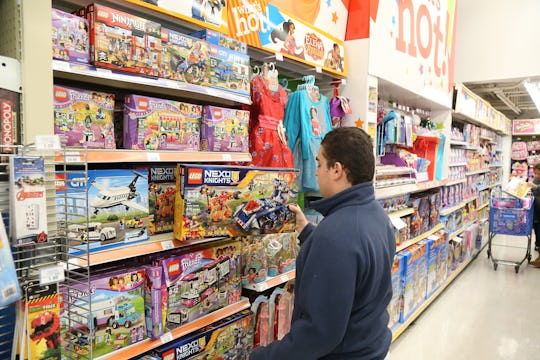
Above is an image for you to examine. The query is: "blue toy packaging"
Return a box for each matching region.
[150,309,253,360]
[56,169,149,254]
[399,243,428,322]
[60,268,147,358]
[0,216,21,307]
[191,28,248,54]
[425,231,447,297]
[174,165,299,241]
[148,164,177,235]
[388,254,403,330]
[208,44,250,95]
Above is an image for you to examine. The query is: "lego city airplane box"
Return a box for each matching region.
[55,169,149,254]
[59,268,147,358]
[173,164,299,241]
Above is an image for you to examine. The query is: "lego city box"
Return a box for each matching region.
[51,8,90,64]
[151,309,253,360]
[123,94,201,151]
[156,240,243,332]
[174,164,299,241]
[191,28,248,54]
[53,85,115,149]
[208,44,250,96]
[56,169,149,254]
[200,105,249,152]
[60,268,147,358]
[161,28,211,86]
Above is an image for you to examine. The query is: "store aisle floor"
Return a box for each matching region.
[389,236,540,360]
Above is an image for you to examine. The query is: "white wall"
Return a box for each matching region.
[455,0,540,83]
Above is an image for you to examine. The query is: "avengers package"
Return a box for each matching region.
[173,165,299,241]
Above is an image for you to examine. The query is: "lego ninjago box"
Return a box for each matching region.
[174,165,299,241]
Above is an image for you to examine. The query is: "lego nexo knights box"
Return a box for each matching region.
[174,165,299,241]
[200,105,249,152]
[151,309,253,360]
[123,94,201,151]
[85,4,161,76]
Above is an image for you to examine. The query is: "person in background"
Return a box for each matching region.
[528,163,540,266]
[249,127,395,360]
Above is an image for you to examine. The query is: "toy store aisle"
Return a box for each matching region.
[389,236,540,360]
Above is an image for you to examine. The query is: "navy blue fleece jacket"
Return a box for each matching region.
[250,182,396,360]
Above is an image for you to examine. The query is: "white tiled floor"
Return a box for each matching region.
[389,236,540,360]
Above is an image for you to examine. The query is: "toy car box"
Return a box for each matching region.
[57,169,149,254]
[148,164,176,235]
[400,243,428,322]
[191,28,247,54]
[208,44,250,95]
[160,28,211,85]
[123,94,201,151]
[151,309,253,360]
[53,85,115,148]
[174,164,299,241]
[155,240,242,332]
[60,268,147,358]
[85,3,161,76]
[200,105,249,152]
[52,8,90,64]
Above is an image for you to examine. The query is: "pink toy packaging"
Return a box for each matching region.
[240,235,268,285]
[251,295,271,348]
[200,105,249,152]
[142,265,163,339]
[123,94,201,151]
[53,85,115,148]
[51,9,90,64]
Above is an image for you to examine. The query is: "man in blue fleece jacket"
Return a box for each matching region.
[250,127,396,360]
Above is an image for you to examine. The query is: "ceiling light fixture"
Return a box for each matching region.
[524,80,540,115]
[494,89,521,115]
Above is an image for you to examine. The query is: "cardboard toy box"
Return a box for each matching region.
[56,169,149,254]
[388,254,403,330]
[148,164,177,235]
[174,164,299,241]
[0,88,19,153]
[53,85,116,148]
[208,44,250,95]
[425,231,448,297]
[60,269,147,358]
[85,3,161,76]
[191,28,248,54]
[156,240,242,332]
[400,243,428,322]
[26,281,60,360]
[123,94,201,151]
[151,309,253,360]
[143,265,163,339]
[52,8,90,64]
[200,105,249,152]
[161,28,211,85]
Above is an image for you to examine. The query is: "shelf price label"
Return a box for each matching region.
[65,152,81,163]
[315,66,322,73]
[39,265,65,286]
[147,152,160,162]
[161,240,174,250]
[280,274,289,283]
[275,53,284,61]
[53,60,71,72]
[221,154,232,161]
[160,332,173,344]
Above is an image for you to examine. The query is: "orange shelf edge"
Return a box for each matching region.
[97,298,251,360]
[396,223,444,252]
[242,270,296,292]
[55,150,252,163]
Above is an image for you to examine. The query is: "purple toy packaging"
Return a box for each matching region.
[200,105,249,152]
[52,9,90,64]
[60,268,147,358]
[143,265,163,339]
[53,85,115,148]
[123,94,201,151]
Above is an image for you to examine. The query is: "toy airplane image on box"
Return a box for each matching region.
[174,165,299,241]
[57,169,149,254]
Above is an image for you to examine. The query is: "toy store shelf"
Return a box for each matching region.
[66,235,227,267]
[388,208,415,219]
[480,135,494,142]
[489,164,504,168]
[465,168,490,176]
[52,60,251,106]
[376,166,415,176]
[439,202,467,216]
[448,221,475,241]
[243,270,296,292]
[396,223,444,252]
[376,181,446,200]
[448,162,468,167]
[55,148,252,163]
[489,182,503,188]
[495,149,504,153]
[392,255,477,342]
[445,178,466,186]
[452,111,502,134]
[96,298,251,360]
[477,201,490,211]
[478,216,489,223]
[449,140,468,146]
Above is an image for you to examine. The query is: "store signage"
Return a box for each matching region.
[512,119,540,135]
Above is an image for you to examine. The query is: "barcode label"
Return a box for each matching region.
[39,265,65,286]
[2,285,18,300]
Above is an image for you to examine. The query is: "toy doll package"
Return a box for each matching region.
[51,9,90,64]
[200,105,249,152]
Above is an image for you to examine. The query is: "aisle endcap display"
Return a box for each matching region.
[396,223,444,253]
[53,60,251,106]
[95,298,251,360]
[242,269,296,292]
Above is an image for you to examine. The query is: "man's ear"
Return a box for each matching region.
[332,161,345,180]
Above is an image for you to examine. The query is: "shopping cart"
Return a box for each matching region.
[487,190,534,273]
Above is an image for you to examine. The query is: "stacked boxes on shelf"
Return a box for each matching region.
[425,231,448,297]
[399,243,428,322]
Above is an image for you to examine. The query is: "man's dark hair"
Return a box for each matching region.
[321,127,374,185]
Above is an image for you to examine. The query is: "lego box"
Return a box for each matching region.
[148,164,176,235]
[86,3,161,76]
[53,85,116,148]
[200,105,249,152]
[191,28,247,54]
[161,28,211,86]
[52,8,90,64]
[209,44,250,95]
[174,165,299,241]
[123,94,201,151]
[57,169,149,254]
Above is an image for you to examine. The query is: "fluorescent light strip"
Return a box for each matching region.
[524,81,540,112]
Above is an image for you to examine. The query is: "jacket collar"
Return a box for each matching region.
[310,181,375,216]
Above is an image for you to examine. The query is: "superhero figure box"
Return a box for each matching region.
[200,105,249,152]
[173,165,299,241]
[161,28,211,86]
[123,94,201,151]
[85,3,161,76]
[51,8,90,64]
[53,85,116,149]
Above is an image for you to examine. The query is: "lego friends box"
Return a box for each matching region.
[174,165,299,241]
[200,105,249,152]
